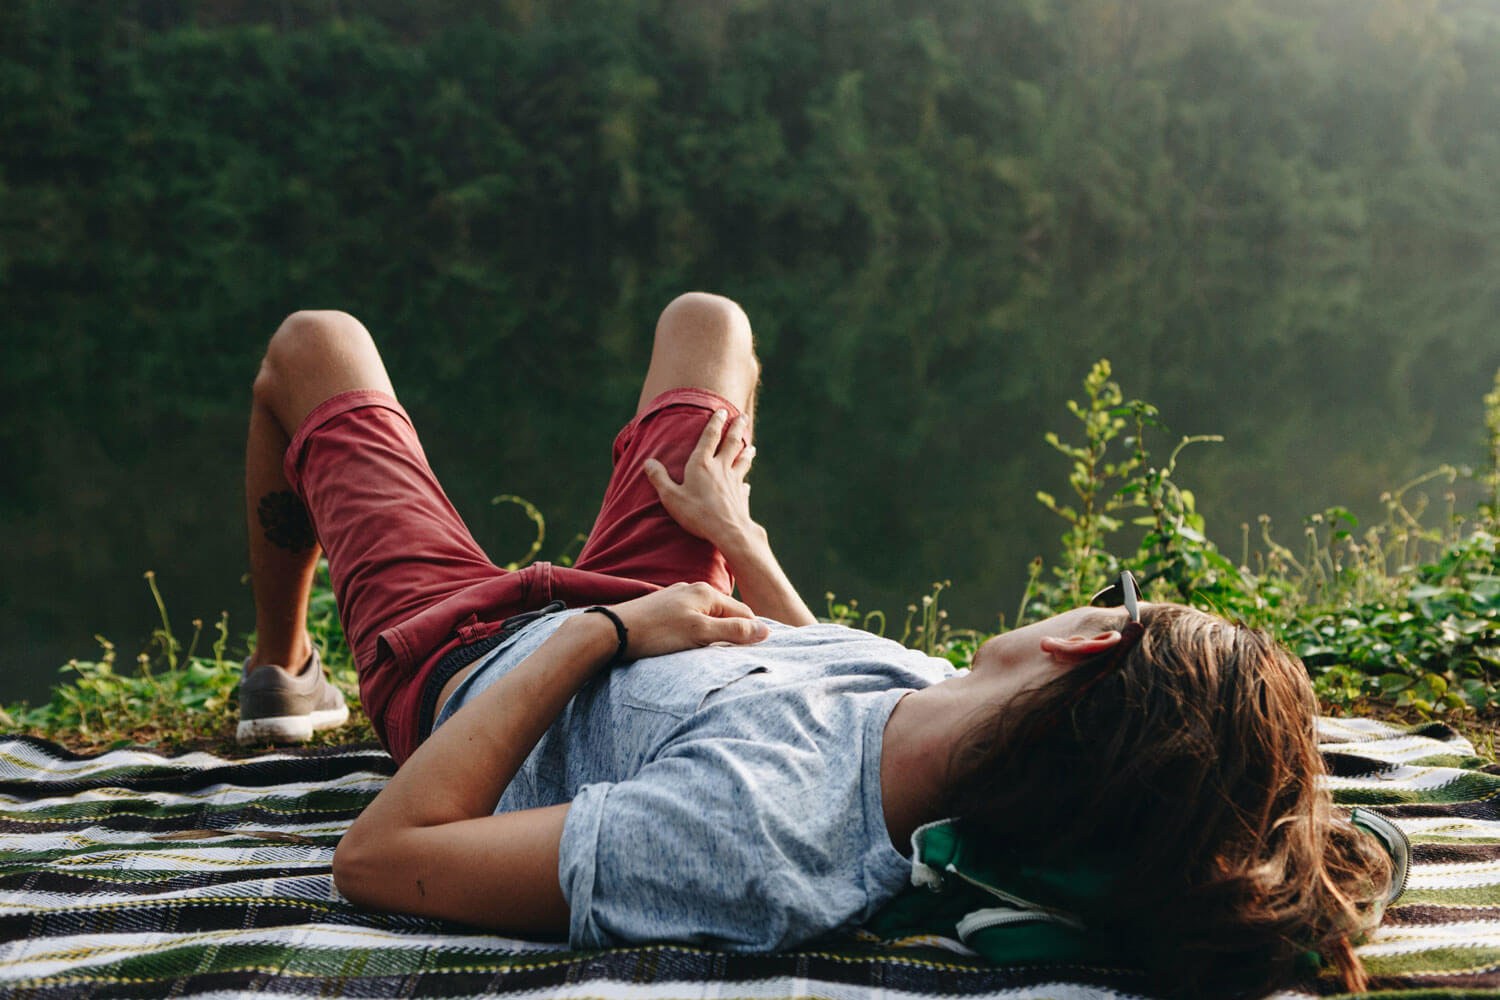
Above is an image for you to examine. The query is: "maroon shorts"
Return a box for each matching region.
[283,386,749,763]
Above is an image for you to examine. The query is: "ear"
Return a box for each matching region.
[1038,631,1123,664]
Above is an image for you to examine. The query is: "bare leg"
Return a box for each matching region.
[244,398,319,673]
[636,292,760,422]
[632,293,813,626]
[245,310,396,674]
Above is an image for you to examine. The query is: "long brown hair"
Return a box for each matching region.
[946,604,1391,997]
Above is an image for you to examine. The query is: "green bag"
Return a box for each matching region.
[866,810,1408,965]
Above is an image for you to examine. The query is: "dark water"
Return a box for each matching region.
[6,243,1498,707]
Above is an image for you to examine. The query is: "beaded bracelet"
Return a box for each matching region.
[583,606,629,664]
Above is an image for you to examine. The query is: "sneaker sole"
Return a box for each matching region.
[236,703,350,745]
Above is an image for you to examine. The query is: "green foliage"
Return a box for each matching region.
[1286,530,1500,713]
[1033,360,1141,605]
[1028,360,1500,718]
[0,564,369,750]
[1034,360,1224,608]
[1485,368,1500,530]
[829,357,1500,725]
[5,0,1500,676]
[5,0,1500,744]
[824,580,980,670]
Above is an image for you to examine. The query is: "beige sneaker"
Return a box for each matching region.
[236,648,350,745]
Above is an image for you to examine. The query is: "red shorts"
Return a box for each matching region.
[283,386,749,763]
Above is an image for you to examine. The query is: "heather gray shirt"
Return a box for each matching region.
[434,611,957,950]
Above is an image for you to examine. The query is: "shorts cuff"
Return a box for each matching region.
[282,389,409,497]
[635,387,742,424]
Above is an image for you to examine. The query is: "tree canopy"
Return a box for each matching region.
[3,0,1498,697]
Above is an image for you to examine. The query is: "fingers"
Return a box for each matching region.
[690,408,729,464]
[718,412,748,459]
[613,583,769,658]
[702,615,770,645]
[693,587,767,645]
[641,457,677,497]
[701,585,757,621]
[647,407,751,485]
[698,408,749,465]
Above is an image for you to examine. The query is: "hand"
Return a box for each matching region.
[609,582,769,659]
[643,409,756,549]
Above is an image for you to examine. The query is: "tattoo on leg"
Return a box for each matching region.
[257,491,316,552]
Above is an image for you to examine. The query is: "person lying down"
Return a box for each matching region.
[232,293,1400,999]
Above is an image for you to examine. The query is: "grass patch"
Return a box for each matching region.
[0,567,375,755]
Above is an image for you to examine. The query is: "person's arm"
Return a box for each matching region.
[643,409,816,626]
[331,583,769,932]
[711,520,815,628]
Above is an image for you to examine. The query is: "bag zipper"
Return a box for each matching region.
[956,905,1083,941]
[1351,808,1411,904]
[942,863,1084,927]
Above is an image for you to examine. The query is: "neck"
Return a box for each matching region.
[879,684,973,851]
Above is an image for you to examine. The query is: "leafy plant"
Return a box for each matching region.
[1029,360,1500,719]
[1485,369,1500,532]
[0,567,368,750]
[1032,359,1227,615]
[824,581,980,668]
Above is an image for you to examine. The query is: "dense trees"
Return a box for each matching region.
[2,0,1497,698]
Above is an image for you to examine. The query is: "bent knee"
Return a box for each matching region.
[656,292,751,346]
[653,292,759,378]
[257,310,367,386]
[269,310,371,360]
[253,309,390,417]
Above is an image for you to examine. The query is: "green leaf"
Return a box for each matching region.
[1379,673,1414,697]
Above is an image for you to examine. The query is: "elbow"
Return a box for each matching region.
[333,824,429,914]
[332,830,381,908]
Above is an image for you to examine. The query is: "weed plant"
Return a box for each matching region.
[7,366,1500,752]
[837,362,1500,722]
[0,568,372,752]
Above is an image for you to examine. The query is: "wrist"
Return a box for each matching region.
[561,611,624,666]
[583,606,629,663]
[717,521,769,563]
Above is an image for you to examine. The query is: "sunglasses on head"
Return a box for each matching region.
[1089,569,1142,623]
[1085,569,1145,672]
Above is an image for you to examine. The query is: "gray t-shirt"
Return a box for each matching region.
[434,610,957,951]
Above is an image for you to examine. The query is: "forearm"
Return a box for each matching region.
[351,613,617,833]
[332,586,766,927]
[720,523,816,627]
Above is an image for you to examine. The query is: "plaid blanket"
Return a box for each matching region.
[1,717,1497,999]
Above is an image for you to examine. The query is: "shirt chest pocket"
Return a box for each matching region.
[536,655,769,793]
[613,653,767,720]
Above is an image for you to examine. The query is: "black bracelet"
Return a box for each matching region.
[583,606,629,664]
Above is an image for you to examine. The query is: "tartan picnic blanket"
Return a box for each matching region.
[1,716,1498,999]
